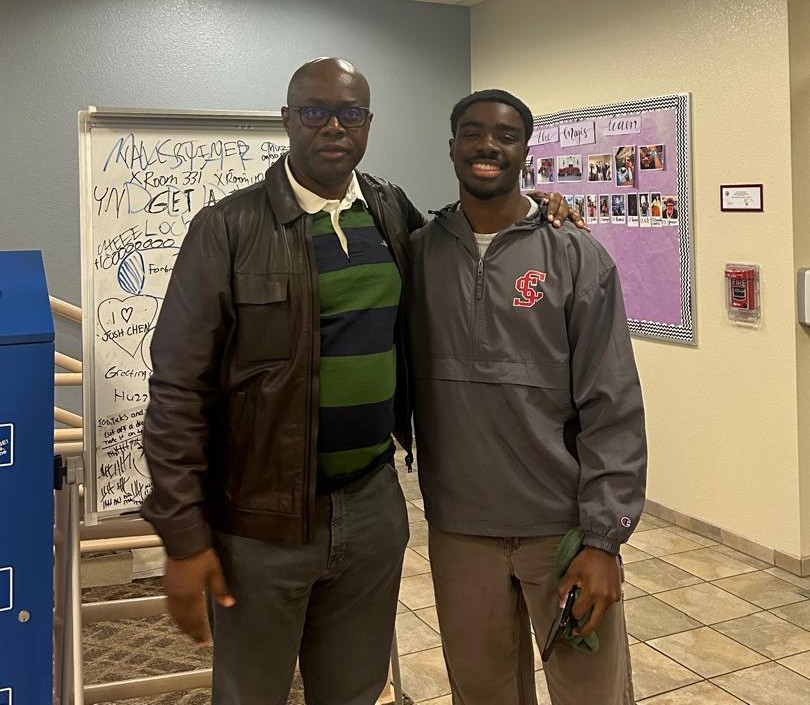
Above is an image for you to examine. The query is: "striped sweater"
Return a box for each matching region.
[311,201,400,491]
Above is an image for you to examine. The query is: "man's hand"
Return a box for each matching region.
[557,546,621,637]
[164,548,235,645]
[527,191,590,231]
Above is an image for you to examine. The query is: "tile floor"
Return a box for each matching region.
[392,464,810,705]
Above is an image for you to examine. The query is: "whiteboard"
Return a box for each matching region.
[79,107,289,521]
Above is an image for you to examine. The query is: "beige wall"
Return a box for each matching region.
[789,0,810,553]
[472,0,807,557]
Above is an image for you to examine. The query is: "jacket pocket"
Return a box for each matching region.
[228,390,248,438]
[412,355,570,390]
[233,273,292,361]
[224,385,299,516]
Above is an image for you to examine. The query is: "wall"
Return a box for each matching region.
[472,0,806,557]
[0,0,470,411]
[789,0,810,556]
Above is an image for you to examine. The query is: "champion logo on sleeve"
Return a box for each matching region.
[513,270,547,308]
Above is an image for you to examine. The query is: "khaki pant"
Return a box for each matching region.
[429,526,634,705]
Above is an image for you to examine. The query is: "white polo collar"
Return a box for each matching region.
[284,155,367,215]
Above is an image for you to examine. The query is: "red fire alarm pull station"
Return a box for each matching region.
[725,264,760,325]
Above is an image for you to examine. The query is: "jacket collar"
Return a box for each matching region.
[434,199,549,239]
[264,154,303,224]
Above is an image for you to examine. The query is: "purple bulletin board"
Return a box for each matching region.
[522,94,695,345]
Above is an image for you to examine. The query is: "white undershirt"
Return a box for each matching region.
[472,196,539,258]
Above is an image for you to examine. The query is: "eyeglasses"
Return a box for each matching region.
[286,105,371,129]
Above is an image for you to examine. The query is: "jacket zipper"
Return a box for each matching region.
[466,222,535,355]
[473,257,485,353]
[475,258,485,300]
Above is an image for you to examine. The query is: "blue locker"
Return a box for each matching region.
[0,251,55,704]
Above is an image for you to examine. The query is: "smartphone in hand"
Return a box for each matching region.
[541,586,577,662]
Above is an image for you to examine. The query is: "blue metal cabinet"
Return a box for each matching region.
[0,251,55,704]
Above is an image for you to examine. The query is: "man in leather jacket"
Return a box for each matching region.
[142,59,578,705]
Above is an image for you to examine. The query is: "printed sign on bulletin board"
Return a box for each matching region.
[79,108,289,521]
[521,94,694,345]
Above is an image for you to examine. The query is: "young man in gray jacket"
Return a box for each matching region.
[406,90,647,704]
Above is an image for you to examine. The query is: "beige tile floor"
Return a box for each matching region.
[392,464,810,705]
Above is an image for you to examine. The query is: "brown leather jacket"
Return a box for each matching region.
[141,156,425,558]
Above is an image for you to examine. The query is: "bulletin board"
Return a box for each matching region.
[78,107,289,521]
[521,93,694,345]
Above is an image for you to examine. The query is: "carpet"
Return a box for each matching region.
[82,578,412,704]
[83,578,301,704]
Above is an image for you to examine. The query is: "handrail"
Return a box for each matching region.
[55,428,83,443]
[80,536,162,554]
[80,518,154,540]
[83,670,212,705]
[56,373,82,386]
[82,596,168,624]
[55,406,83,428]
[56,351,83,373]
[55,441,83,457]
[50,296,82,323]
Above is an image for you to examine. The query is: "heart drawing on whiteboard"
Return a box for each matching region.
[141,327,155,371]
[97,296,158,357]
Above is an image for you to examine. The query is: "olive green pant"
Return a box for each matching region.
[429,526,635,705]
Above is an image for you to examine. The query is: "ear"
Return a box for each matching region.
[449,138,455,161]
[368,112,374,129]
[281,107,291,135]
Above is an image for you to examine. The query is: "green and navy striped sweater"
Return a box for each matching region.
[312,201,400,491]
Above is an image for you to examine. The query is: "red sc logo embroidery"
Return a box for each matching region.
[513,270,547,308]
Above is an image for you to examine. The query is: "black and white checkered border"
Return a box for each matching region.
[533,94,695,345]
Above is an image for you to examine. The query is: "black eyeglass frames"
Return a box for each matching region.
[286,105,371,129]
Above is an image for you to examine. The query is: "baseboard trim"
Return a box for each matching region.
[643,499,810,578]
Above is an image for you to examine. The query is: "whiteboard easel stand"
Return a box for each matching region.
[54,452,86,705]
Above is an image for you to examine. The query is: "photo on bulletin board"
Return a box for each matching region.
[524,93,694,345]
[537,157,555,184]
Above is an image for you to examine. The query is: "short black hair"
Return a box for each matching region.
[450,89,534,144]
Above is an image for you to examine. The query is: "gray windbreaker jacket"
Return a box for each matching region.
[406,203,647,554]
